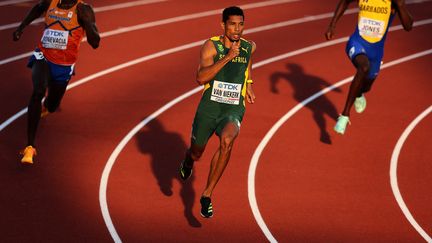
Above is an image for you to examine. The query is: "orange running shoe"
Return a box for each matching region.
[41,105,49,118]
[20,146,37,164]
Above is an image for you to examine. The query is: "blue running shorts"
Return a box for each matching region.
[27,49,75,83]
[345,34,384,80]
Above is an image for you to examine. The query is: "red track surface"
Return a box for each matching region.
[0,0,431,242]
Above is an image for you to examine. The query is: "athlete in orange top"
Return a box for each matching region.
[13,0,100,164]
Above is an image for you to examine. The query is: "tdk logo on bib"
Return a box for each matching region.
[218,82,239,91]
[45,30,65,37]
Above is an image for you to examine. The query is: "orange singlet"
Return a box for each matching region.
[38,0,85,65]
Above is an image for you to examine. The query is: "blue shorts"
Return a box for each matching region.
[27,49,75,83]
[345,34,384,80]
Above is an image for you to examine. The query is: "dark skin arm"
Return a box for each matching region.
[13,0,51,41]
[196,39,240,85]
[325,0,355,40]
[393,0,413,31]
[77,3,100,49]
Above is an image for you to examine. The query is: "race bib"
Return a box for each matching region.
[358,16,385,40]
[41,29,68,50]
[210,80,241,105]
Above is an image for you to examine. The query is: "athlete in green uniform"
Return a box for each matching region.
[179,6,256,218]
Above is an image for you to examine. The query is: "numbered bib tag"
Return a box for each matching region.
[210,80,241,105]
[41,29,68,50]
[358,16,385,40]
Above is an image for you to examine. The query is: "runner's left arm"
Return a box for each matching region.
[393,0,413,31]
[77,3,100,49]
[246,41,256,104]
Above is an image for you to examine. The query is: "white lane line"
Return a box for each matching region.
[98,0,300,39]
[100,87,201,243]
[248,49,432,242]
[92,0,166,12]
[0,51,33,66]
[98,40,348,243]
[0,0,32,7]
[0,0,299,66]
[3,11,395,132]
[0,14,430,240]
[3,0,430,32]
[0,0,167,31]
[3,0,422,8]
[390,106,432,243]
[97,24,432,242]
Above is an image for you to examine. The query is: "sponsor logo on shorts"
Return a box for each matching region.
[33,51,45,60]
[349,47,356,58]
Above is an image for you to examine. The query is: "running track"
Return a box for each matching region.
[0,0,431,242]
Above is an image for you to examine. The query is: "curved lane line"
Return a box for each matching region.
[1,0,430,65]
[92,0,166,12]
[0,0,167,31]
[98,34,432,243]
[2,18,431,131]
[100,87,201,243]
[248,49,432,242]
[5,11,399,131]
[0,0,299,65]
[0,14,430,240]
[390,106,432,242]
[0,0,31,7]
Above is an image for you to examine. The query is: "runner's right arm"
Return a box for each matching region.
[196,40,240,85]
[245,41,256,104]
[13,0,51,41]
[325,0,355,40]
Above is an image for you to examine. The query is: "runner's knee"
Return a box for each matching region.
[355,57,370,75]
[358,65,370,76]
[44,99,61,112]
[30,88,45,102]
[190,151,202,161]
[44,83,67,112]
[189,146,204,161]
[220,135,236,152]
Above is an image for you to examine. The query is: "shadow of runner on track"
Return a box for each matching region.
[136,119,201,228]
[270,63,341,144]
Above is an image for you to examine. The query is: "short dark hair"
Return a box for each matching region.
[222,6,244,23]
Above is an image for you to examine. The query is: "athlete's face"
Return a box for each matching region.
[222,15,244,42]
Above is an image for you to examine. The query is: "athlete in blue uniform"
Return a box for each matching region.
[325,0,413,134]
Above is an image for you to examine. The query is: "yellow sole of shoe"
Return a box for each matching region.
[21,157,34,164]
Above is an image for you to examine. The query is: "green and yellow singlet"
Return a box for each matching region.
[201,36,252,108]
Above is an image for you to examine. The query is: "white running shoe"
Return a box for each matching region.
[334,115,350,135]
[354,94,367,113]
